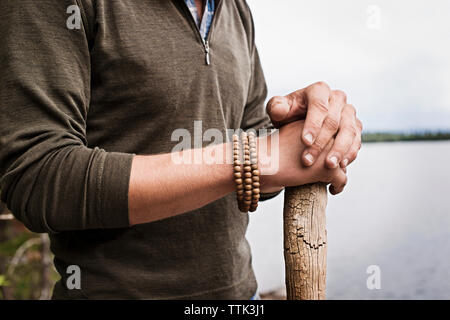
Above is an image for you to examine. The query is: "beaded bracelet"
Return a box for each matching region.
[232,132,260,213]
[248,132,260,212]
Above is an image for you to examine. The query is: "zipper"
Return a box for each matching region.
[203,39,210,65]
[176,0,223,66]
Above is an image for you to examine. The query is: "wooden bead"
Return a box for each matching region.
[234,132,260,213]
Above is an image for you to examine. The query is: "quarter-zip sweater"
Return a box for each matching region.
[0,0,271,299]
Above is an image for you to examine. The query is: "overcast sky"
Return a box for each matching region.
[246,0,450,131]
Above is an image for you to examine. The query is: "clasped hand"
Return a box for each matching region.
[260,81,362,195]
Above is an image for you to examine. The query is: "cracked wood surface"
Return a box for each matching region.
[283,183,328,300]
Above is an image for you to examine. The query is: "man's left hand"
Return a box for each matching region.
[266,81,363,169]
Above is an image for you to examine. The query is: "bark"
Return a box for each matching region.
[283,183,328,300]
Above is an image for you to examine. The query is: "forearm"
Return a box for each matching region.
[129,142,235,225]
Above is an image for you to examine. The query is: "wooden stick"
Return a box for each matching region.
[283,183,328,300]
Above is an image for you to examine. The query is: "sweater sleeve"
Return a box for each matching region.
[238,2,282,202]
[0,0,133,233]
[240,45,272,132]
[238,1,282,201]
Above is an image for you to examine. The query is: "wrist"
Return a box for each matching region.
[256,134,283,193]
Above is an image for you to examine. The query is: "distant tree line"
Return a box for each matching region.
[362,131,450,143]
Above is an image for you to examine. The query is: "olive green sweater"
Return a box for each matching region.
[0,0,274,299]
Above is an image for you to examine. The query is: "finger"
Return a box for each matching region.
[301,81,331,146]
[302,90,346,167]
[266,94,305,128]
[329,169,348,195]
[340,117,362,167]
[326,104,357,168]
[266,96,291,125]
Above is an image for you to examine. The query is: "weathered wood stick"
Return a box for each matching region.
[283,183,328,300]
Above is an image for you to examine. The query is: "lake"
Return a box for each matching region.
[247,140,450,299]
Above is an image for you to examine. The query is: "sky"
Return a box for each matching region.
[246,0,450,131]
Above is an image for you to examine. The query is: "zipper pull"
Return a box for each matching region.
[204,40,210,65]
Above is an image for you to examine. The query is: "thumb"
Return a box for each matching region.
[266,96,291,122]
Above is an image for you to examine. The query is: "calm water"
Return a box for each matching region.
[246,140,450,299]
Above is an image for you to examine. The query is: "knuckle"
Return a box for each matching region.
[313,98,329,113]
[332,90,347,102]
[356,118,363,131]
[312,138,326,152]
[345,125,357,137]
[342,176,348,187]
[345,104,356,115]
[348,150,358,160]
[309,117,324,132]
[271,95,284,105]
[314,81,330,90]
[323,116,339,132]
[267,96,283,109]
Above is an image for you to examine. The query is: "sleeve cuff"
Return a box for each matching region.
[98,151,134,229]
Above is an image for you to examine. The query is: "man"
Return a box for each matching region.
[0,0,361,299]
